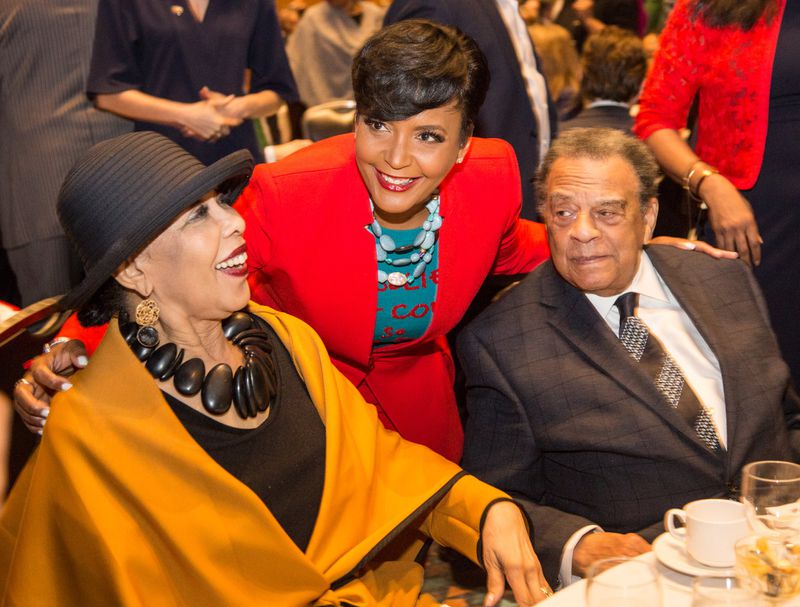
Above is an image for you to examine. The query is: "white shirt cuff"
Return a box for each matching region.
[558,524,603,587]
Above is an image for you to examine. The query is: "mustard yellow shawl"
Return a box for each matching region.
[0,304,504,606]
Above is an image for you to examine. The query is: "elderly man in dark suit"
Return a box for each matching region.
[384,0,558,220]
[458,128,800,586]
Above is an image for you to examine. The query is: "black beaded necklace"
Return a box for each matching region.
[121,311,278,419]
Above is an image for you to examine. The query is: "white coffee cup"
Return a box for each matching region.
[664,499,749,567]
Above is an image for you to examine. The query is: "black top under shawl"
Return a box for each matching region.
[163,317,326,552]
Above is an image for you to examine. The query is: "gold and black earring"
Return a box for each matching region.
[135,298,160,348]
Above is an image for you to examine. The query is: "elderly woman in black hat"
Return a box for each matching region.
[0,131,550,606]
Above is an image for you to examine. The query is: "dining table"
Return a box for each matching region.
[539,550,800,606]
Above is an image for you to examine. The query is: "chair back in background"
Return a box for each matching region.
[301,100,357,141]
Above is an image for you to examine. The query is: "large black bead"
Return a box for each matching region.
[243,361,260,418]
[136,325,160,348]
[159,348,184,381]
[130,341,155,362]
[222,312,253,340]
[201,364,233,415]
[232,367,248,418]
[233,329,272,352]
[174,358,205,396]
[120,322,138,346]
[250,356,276,409]
[247,359,270,412]
[145,343,178,378]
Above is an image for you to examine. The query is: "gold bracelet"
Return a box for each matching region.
[682,160,705,191]
[692,167,720,199]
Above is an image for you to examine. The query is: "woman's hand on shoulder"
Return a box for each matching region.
[699,173,762,267]
[481,500,552,606]
[13,340,88,434]
[647,236,739,260]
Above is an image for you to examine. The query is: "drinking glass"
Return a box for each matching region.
[735,535,800,602]
[692,576,762,606]
[740,461,800,537]
[585,557,661,607]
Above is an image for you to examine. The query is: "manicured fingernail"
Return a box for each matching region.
[681,241,696,250]
[77,356,88,366]
[37,429,43,436]
[61,382,73,391]
[483,593,495,607]
[41,408,50,418]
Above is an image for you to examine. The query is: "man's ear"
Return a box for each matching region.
[113,253,153,299]
[643,197,659,240]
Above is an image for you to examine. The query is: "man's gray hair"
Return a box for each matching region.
[536,128,660,215]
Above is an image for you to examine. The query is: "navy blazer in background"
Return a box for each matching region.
[385,0,558,220]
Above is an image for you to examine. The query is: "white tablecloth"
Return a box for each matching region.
[540,552,800,606]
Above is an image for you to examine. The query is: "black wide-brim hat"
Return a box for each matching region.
[58,131,253,310]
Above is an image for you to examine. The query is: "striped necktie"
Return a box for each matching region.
[614,292,722,452]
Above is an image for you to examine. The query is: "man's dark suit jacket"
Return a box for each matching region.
[384,0,558,220]
[560,104,634,133]
[458,246,800,584]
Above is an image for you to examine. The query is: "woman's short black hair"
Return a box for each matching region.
[351,19,489,139]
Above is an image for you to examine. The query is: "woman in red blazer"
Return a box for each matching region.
[237,134,546,462]
[635,0,800,385]
[237,22,550,462]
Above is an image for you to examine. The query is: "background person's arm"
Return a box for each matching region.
[95,90,243,141]
[645,129,761,266]
[634,0,761,266]
[198,86,283,120]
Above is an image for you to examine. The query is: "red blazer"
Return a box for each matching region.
[236,135,549,461]
[634,0,786,189]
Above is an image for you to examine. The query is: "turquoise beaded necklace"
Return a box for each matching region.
[368,194,443,286]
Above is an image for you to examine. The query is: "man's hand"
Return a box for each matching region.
[700,173,762,267]
[481,501,552,606]
[572,532,651,577]
[13,340,88,434]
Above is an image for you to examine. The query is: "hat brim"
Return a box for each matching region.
[60,149,254,311]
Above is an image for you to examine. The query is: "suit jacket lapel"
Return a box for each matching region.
[537,260,716,449]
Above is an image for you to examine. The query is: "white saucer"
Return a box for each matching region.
[652,532,735,577]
